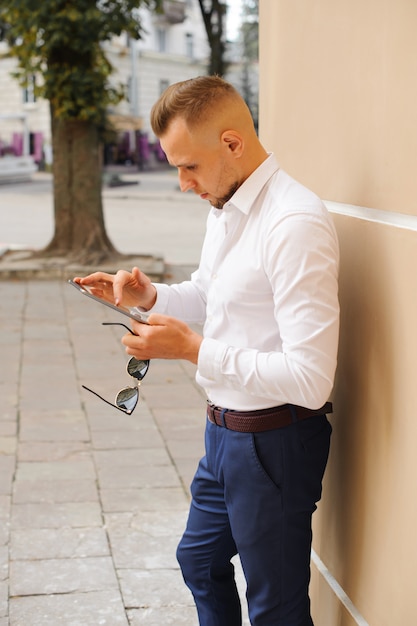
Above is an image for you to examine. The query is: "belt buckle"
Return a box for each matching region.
[207,402,229,428]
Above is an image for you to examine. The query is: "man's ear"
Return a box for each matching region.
[221,130,244,157]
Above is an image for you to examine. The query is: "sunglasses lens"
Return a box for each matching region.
[127,358,149,380]
[116,387,139,413]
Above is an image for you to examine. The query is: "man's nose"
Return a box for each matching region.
[178,170,196,193]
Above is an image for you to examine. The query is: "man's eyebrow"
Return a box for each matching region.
[174,162,197,169]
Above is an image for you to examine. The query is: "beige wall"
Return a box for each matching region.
[259,1,417,624]
[259,0,417,215]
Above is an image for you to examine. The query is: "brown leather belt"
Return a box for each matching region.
[207,401,333,433]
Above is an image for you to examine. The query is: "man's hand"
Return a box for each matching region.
[122,314,203,364]
[73,266,157,310]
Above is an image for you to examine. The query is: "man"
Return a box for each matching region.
[75,75,339,625]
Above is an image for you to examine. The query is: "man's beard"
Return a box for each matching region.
[211,181,240,210]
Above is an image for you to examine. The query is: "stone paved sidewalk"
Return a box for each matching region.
[0,169,250,624]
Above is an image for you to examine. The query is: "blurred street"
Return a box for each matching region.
[0,170,208,268]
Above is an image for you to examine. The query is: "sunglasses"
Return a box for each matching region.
[82,322,150,415]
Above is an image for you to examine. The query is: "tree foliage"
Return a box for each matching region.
[0,0,161,264]
[0,0,231,264]
[1,0,160,122]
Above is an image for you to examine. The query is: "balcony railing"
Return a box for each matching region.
[162,0,186,24]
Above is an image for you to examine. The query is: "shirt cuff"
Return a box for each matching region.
[197,337,228,382]
[131,283,171,315]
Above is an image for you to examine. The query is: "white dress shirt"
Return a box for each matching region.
[150,154,339,411]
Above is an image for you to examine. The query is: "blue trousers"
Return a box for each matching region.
[177,413,332,626]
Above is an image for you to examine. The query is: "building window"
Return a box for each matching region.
[23,75,36,104]
[157,28,167,53]
[185,32,194,59]
[159,79,169,96]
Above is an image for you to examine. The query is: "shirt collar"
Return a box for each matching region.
[226,153,280,215]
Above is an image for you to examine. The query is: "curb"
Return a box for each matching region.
[0,249,165,282]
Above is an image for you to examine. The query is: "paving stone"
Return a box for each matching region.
[110,531,179,569]
[94,447,171,469]
[0,497,11,520]
[165,437,205,460]
[10,528,109,560]
[11,502,102,529]
[0,348,21,375]
[145,359,199,386]
[141,382,204,409]
[152,408,207,445]
[0,526,9,547]
[124,509,189,537]
[102,512,137,527]
[174,458,200,492]
[15,458,96,482]
[10,556,118,596]
[19,410,90,442]
[127,606,198,625]
[23,321,68,341]
[0,456,15,495]
[104,509,191,535]
[0,436,17,454]
[9,589,129,625]
[18,393,80,414]
[17,441,91,462]
[107,510,187,569]
[96,463,181,490]
[106,509,188,569]
[90,428,164,450]
[0,419,17,436]
[0,581,7,618]
[0,243,248,623]
[13,478,98,504]
[119,568,192,608]
[0,407,17,425]
[87,409,154,432]
[0,546,8,581]
[100,486,189,513]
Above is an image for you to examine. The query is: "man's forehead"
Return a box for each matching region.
[164,116,192,139]
[160,118,215,166]
[160,136,193,168]
[160,118,192,152]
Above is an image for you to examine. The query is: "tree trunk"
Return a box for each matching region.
[198,0,228,77]
[43,116,118,264]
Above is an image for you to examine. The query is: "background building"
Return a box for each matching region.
[260,1,417,624]
[0,0,259,175]
[0,0,210,171]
